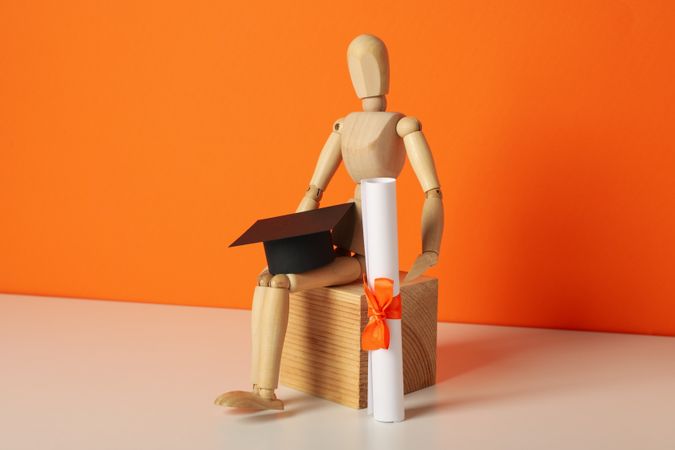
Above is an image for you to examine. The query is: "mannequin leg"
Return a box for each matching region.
[215,256,362,411]
[214,285,287,410]
[254,285,289,404]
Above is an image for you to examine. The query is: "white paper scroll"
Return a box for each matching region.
[361,177,405,423]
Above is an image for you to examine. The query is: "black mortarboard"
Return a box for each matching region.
[229,203,355,275]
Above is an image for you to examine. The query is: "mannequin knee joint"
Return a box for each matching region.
[258,271,273,286]
[269,274,291,289]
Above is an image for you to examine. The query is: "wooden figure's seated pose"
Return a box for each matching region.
[214,34,444,410]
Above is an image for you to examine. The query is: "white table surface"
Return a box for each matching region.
[1,293,675,450]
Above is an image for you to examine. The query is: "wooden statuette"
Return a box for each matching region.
[215,34,444,411]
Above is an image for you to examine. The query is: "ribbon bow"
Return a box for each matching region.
[361,275,402,351]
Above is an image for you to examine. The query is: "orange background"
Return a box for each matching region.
[2,1,675,336]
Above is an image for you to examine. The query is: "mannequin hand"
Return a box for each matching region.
[296,196,319,213]
[404,251,438,283]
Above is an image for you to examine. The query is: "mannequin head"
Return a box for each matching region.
[347,34,389,111]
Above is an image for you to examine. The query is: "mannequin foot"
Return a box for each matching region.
[214,389,284,410]
[214,390,249,406]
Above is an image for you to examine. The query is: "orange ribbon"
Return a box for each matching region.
[361,275,402,351]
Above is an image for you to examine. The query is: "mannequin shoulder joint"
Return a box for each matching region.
[396,116,421,137]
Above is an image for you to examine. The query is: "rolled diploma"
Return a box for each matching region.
[361,177,405,423]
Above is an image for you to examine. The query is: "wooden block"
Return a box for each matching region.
[280,272,437,409]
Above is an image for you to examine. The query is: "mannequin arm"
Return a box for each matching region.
[296,119,344,212]
[397,116,445,282]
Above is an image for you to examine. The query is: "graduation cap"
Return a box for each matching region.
[230,203,355,275]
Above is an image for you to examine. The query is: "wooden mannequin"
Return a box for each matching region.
[214,34,444,410]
